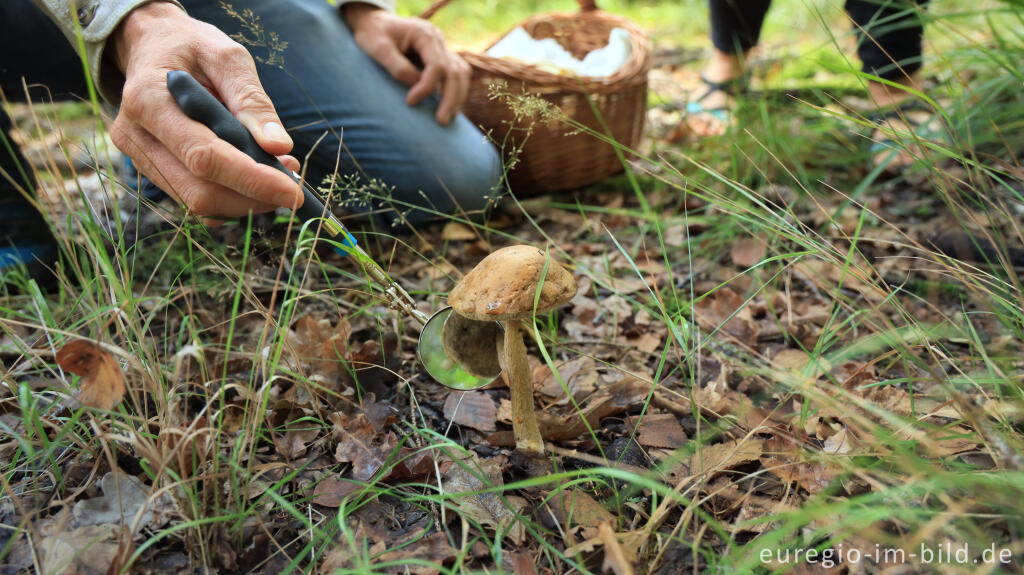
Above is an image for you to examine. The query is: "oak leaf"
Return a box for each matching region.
[57,340,126,411]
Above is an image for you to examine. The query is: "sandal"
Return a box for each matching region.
[684,75,749,135]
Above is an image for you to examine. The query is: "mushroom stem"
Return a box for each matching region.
[503,319,545,455]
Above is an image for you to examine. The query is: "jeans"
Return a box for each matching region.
[709,0,930,80]
[0,0,502,226]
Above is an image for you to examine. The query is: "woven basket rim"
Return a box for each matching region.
[458,10,652,93]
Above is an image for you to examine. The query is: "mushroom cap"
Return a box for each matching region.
[448,245,577,321]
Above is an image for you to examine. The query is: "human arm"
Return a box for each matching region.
[33,0,303,219]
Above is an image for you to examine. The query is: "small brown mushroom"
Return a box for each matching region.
[448,245,577,455]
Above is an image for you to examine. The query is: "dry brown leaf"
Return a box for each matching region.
[626,413,687,448]
[536,356,599,404]
[377,532,456,574]
[443,391,497,433]
[619,331,665,354]
[895,424,979,456]
[72,472,173,531]
[693,287,759,345]
[443,455,526,544]
[312,477,362,507]
[760,435,842,494]
[691,438,764,476]
[545,488,616,540]
[307,474,360,505]
[598,521,636,575]
[730,236,767,268]
[441,221,477,241]
[773,349,811,371]
[793,259,886,303]
[505,552,539,575]
[57,339,126,411]
[288,315,350,380]
[822,427,854,454]
[332,411,396,481]
[40,521,122,575]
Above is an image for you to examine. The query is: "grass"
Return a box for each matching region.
[2,0,1024,573]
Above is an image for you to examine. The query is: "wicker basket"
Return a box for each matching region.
[421,0,652,193]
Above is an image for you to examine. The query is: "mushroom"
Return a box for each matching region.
[448,245,577,455]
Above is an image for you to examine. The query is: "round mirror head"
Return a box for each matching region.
[418,306,500,390]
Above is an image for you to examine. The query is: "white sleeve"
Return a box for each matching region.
[31,0,186,104]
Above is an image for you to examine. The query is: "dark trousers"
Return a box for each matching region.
[0,2,88,195]
[710,0,930,80]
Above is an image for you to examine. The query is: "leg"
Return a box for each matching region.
[182,0,501,227]
[688,0,772,136]
[709,0,774,63]
[846,0,932,170]
[846,0,930,86]
[0,0,88,285]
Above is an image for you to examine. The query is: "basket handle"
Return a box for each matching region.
[420,0,598,20]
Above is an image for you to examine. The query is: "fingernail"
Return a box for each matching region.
[262,122,291,145]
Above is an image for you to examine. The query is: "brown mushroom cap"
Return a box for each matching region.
[448,245,577,321]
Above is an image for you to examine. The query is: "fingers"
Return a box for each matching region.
[404,23,470,125]
[110,6,303,221]
[436,55,471,125]
[119,79,302,210]
[112,121,280,219]
[405,24,446,106]
[370,38,422,88]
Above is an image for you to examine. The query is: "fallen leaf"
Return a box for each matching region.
[288,315,350,381]
[690,439,764,476]
[793,258,886,303]
[56,339,126,410]
[40,521,122,575]
[362,395,400,432]
[443,455,526,544]
[441,221,478,241]
[536,356,599,404]
[377,532,456,575]
[332,411,397,482]
[545,488,616,540]
[626,413,687,449]
[72,472,173,531]
[822,427,853,454]
[505,552,539,575]
[313,476,362,507]
[599,521,636,575]
[444,391,497,433]
[693,288,759,345]
[760,435,842,495]
[730,236,767,268]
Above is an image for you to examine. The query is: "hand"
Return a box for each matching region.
[110,2,303,222]
[343,3,470,126]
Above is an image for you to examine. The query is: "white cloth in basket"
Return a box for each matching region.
[485,26,632,78]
